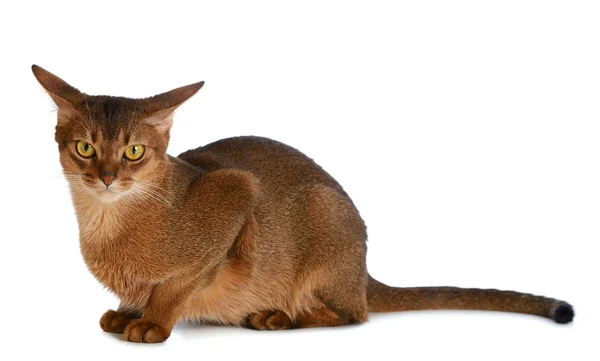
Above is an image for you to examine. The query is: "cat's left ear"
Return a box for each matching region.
[143,81,205,132]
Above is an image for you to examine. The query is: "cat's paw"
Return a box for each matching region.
[123,319,170,343]
[246,310,293,330]
[100,309,134,333]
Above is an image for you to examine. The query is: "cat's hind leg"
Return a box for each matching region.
[244,185,370,330]
[245,310,294,330]
[293,185,370,327]
[294,297,365,328]
[244,288,368,330]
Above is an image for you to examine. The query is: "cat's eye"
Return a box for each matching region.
[75,141,96,158]
[124,145,145,161]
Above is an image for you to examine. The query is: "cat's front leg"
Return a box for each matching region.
[123,169,259,343]
[123,271,207,343]
[100,284,151,333]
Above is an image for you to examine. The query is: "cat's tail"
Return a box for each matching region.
[366,275,574,324]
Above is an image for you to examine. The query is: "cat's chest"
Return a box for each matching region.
[74,198,171,294]
[81,241,134,293]
[79,222,169,294]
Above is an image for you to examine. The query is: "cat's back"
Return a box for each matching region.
[177,136,344,193]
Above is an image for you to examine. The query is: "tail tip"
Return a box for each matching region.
[552,302,574,324]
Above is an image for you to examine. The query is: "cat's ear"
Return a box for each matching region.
[143,81,205,132]
[31,65,83,110]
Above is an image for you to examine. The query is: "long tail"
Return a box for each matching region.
[367,275,574,324]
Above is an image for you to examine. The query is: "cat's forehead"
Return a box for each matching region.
[61,95,153,144]
[91,127,134,146]
[85,96,142,140]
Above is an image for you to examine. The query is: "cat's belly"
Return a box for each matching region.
[182,259,315,325]
[182,259,259,325]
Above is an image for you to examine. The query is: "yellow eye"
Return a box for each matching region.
[124,144,145,161]
[76,141,96,158]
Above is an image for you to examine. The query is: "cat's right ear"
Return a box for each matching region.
[143,81,205,133]
[32,65,83,111]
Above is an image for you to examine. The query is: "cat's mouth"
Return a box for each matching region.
[78,175,132,203]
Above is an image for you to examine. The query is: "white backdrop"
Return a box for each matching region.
[1,1,597,360]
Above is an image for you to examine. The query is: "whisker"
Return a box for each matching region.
[83,94,96,129]
[59,170,176,210]
[64,113,93,136]
[135,180,169,192]
[132,179,177,203]
[63,171,86,176]
[133,184,173,208]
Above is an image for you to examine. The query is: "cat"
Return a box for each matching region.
[32,64,574,343]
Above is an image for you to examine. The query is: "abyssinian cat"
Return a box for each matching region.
[32,65,574,343]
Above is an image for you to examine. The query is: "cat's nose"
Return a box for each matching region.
[100,172,116,186]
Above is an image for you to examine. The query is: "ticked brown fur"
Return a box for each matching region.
[33,65,574,343]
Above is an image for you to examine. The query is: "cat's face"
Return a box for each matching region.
[55,98,170,203]
[32,65,204,204]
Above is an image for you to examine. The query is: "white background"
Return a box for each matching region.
[0,1,597,360]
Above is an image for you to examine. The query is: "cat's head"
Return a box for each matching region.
[32,65,203,203]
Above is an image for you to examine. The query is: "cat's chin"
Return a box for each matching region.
[95,188,125,203]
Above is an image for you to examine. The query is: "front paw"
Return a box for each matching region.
[100,309,134,333]
[123,319,170,343]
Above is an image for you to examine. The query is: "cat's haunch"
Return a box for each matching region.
[32,64,574,343]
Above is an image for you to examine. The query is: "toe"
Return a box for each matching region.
[266,311,293,330]
[247,311,270,330]
[100,309,133,333]
[143,325,168,343]
[124,319,170,343]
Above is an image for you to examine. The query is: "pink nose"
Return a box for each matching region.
[101,174,115,186]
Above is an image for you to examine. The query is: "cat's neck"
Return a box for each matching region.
[74,197,129,242]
